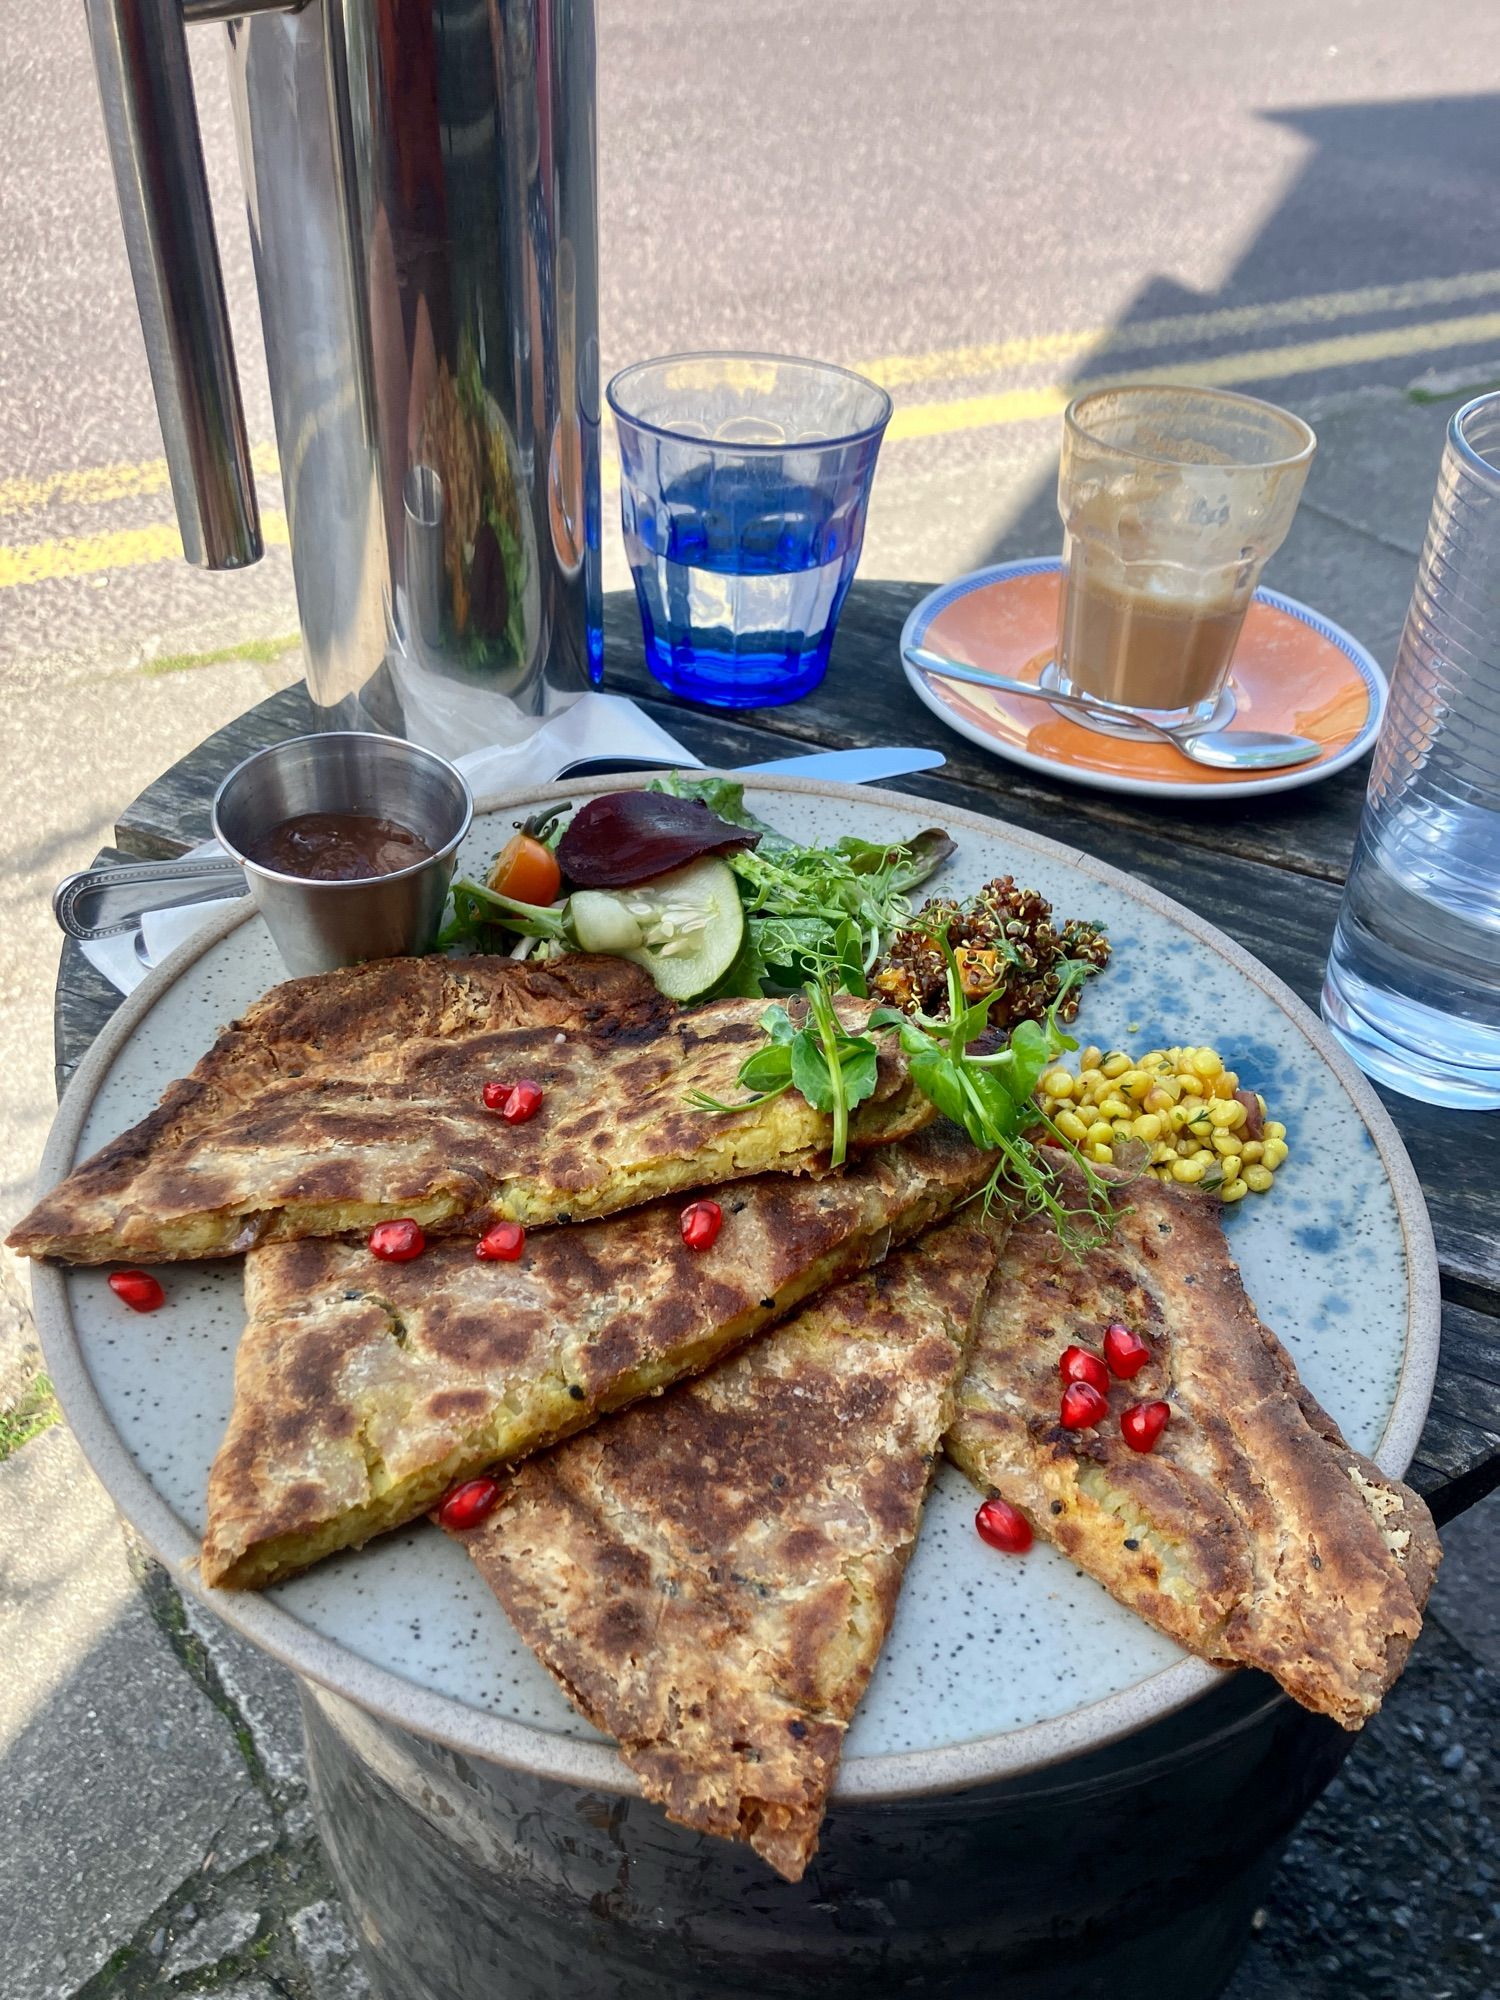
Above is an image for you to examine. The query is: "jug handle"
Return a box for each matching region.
[83,0,288,568]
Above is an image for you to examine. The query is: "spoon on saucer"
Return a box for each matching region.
[902,645,1323,771]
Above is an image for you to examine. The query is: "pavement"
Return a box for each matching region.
[3,0,1500,1992]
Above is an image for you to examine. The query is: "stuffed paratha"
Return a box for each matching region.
[11,956,932,1264]
[945,1165,1440,1729]
[204,1123,995,1589]
[458,1212,1006,1880]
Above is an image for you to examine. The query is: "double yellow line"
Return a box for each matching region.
[5,270,1499,592]
[886,307,1500,444]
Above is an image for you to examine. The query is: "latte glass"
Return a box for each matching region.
[1055,386,1316,726]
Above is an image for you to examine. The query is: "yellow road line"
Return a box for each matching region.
[0,510,288,590]
[860,269,1500,390]
[886,310,1500,442]
[7,270,1499,528]
[0,441,281,522]
[5,300,1500,590]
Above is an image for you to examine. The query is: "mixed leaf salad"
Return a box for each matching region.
[442,780,1114,1239]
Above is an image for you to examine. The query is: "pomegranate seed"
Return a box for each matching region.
[501,1080,544,1124]
[1059,1344,1109,1395]
[1121,1400,1171,1453]
[482,1080,510,1111]
[679,1199,723,1252]
[369,1219,425,1262]
[1060,1380,1108,1431]
[1103,1322,1151,1379]
[476,1221,526,1262]
[107,1269,164,1313]
[436,1476,501,1531]
[975,1497,1033,1554]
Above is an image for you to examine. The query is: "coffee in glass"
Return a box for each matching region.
[1055,386,1316,726]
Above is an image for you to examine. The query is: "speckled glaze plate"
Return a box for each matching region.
[28,777,1439,1800]
[902,559,1387,801]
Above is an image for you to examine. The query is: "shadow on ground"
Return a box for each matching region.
[974,91,1500,594]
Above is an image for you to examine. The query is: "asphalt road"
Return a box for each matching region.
[3,0,1500,677]
[1,0,1499,1229]
[0,0,1498,1188]
[1,11,1498,1996]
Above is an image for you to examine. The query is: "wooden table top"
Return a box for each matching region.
[53,582,1499,1523]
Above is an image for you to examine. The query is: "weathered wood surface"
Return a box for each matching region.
[603,582,1378,884]
[50,582,1497,1518]
[118,586,1373,882]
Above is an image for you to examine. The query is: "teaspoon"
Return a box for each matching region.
[903,646,1323,771]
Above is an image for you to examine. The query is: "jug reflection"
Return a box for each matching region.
[90,0,602,757]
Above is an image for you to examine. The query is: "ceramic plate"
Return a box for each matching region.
[901,559,1388,801]
[28,777,1438,1800]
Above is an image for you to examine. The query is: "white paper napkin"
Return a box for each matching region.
[81,693,699,996]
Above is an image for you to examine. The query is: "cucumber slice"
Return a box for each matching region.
[614,855,745,1000]
[569,891,645,954]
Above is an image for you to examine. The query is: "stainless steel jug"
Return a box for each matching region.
[86,0,601,755]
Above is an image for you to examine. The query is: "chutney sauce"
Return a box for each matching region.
[244,810,433,882]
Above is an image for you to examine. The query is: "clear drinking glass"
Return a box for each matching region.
[1322,392,1500,1109]
[607,353,892,707]
[1056,385,1316,726]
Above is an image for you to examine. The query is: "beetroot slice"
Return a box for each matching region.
[557,791,760,888]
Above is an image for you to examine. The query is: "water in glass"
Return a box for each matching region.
[623,464,855,705]
[608,354,890,708]
[1322,393,1500,1108]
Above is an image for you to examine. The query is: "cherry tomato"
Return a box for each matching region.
[487,833,561,908]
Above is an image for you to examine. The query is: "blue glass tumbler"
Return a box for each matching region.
[607,353,892,707]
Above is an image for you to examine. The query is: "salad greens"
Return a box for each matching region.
[872,942,1112,1246]
[556,790,760,886]
[437,777,1112,1244]
[440,775,954,1001]
[439,856,745,1002]
[686,983,880,1168]
[653,775,955,996]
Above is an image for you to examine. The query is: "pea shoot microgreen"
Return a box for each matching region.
[685,978,879,1167]
[870,934,1114,1247]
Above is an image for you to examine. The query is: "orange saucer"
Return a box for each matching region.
[900,559,1387,799]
